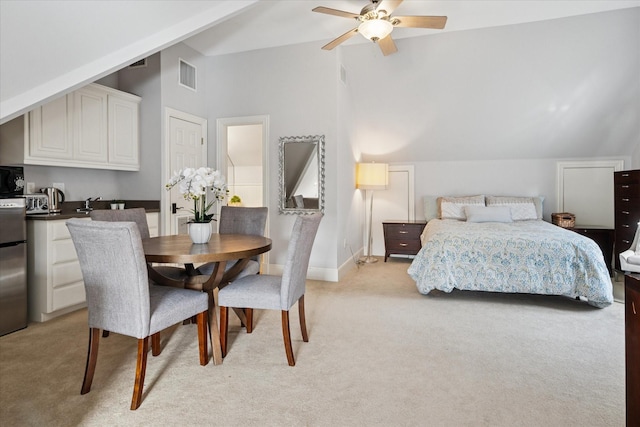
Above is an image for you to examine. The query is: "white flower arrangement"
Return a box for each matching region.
[165,167,227,223]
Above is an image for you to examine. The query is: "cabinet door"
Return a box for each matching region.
[27,96,72,160]
[108,95,139,169]
[72,86,108,163]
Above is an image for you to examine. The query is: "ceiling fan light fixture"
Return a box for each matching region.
[358,18,393,41]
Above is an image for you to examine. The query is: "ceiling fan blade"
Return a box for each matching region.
[377,35,398,56]
[375,0,403,15]
[321,27,359,50]
[312,6,360,20]
[391,15,447,29]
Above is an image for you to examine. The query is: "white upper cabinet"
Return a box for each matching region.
[27,95,72,160]
[72,85,108,163]
[24,83,140,170]
[108,93,139,167]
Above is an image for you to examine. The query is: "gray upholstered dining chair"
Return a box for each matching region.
[66,219,209,410]
[195,206,268,332]
[90,208,188,287]
[197,206,268,279]
[218,213,322,366]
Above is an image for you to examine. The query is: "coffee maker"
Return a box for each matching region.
[40,187,65,213]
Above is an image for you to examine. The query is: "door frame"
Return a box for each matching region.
[216,114,270,269]
[216,115,269,208]
[162,107,208,235]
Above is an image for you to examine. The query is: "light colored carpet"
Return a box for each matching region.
[0,258,625,426]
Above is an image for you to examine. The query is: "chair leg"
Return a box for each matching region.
[246,308,253,333]
[196,311,209,366]
[151,332,161,356]
[281,311,295,366]
[220,306,229,357]
[130,337,149,410]
[81,328,101,395]
[298,295,309,342]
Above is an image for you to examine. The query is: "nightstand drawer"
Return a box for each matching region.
[384,223,424,237]
[385,239,422,252]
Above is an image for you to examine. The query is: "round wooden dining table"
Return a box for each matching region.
[142,233,272,365]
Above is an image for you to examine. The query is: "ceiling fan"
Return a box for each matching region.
[312,0,447,56]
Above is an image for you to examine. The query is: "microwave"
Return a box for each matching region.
[0,166,25,198]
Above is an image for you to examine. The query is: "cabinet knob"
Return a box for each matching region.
[622,185,630,188]
[399,243,408,247]
[623,240,631,244]
[622,211,630,215]
[622,198,630,202]
[622,224,630,228]
[399,231,408,234]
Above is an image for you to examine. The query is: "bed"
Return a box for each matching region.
[407,195,613,308]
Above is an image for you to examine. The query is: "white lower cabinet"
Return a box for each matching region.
[27,212,159,322]
[28,218,89,322]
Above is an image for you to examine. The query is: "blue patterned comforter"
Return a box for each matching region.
[407,219,613,308]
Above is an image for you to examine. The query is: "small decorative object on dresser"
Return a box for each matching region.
[615,169,640,271]
[382,220,426,262]
[625,274,640,426]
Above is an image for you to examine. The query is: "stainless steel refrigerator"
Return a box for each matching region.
[0,197,27,336]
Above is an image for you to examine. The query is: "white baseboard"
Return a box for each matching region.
[265,248,363,282]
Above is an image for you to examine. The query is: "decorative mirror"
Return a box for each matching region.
[279,135,325,214]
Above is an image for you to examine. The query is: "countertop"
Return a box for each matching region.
[26,200,160,220]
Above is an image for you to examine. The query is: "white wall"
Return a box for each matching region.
[207,42,339,273]
[339,8,638,231]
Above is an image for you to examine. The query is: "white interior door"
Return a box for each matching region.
[165,109,207,235]
[370,165,415,257]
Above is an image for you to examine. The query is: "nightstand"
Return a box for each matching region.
[382,220,426,262]
[569,226,614,276]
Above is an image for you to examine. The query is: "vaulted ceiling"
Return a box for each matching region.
[1,0,638,125]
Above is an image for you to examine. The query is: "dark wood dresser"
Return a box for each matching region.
[626,273,640,426]
[615,170,640,271]
[382,220,426,262]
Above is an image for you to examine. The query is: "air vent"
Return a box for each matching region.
[129,58,147,68]
[179,59,196,91]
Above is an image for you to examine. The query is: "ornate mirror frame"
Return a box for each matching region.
[279,135,325,214]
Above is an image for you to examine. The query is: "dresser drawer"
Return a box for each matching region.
[615,171,640,185]
[615,183,640,198]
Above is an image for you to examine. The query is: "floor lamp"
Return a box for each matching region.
[356,162,389,264]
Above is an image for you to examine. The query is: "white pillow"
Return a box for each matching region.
[423,196,439,221]
[437,195,485,220]
[465,206,513,223]
[486,196,540,221]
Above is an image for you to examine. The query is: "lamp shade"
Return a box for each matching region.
[356,162,388,190]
